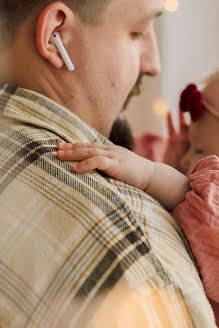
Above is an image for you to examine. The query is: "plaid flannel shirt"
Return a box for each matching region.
[0,83,216,327]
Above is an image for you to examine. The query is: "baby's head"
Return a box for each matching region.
[179,70,219,175]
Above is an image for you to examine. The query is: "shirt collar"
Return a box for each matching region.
[0,82,110,145]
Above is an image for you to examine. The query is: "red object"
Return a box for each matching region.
[179,84,204,122]
[134,133,167,162]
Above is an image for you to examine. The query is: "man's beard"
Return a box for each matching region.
[109,118,134,151]
[109,75,144,150]
[123,75,144,111]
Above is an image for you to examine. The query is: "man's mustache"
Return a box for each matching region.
[130,75,144,97]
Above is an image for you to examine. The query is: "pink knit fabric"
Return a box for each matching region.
[173,155,219,303]
[134,133,167,162]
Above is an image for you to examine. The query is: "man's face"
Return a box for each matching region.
[71,0,163,136]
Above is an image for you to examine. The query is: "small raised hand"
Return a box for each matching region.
[163,110,190,172]
[57,142,154,191]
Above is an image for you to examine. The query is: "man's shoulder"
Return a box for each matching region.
[0,117,216,327]
[0,116,192,251]
[0,115,182,264]
[0,116,131,219]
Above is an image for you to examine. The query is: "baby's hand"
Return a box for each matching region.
[163,110,190,172]
[57,142,154,191]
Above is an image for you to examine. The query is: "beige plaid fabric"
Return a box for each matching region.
[0,82,216,327]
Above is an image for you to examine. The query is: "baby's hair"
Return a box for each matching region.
[202,69,219,89]
[199,69,219,120]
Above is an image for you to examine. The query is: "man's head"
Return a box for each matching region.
[0,0,163,137]
[0,1,111,48]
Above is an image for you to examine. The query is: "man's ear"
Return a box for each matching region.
[36,2,74,69]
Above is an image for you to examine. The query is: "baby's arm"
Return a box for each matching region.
[146,161,190,211]
[57,143,190,211]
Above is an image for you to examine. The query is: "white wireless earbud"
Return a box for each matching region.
[51,32,74,72]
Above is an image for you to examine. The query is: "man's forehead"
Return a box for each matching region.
[139,0,164,17]
[127,0,163,15]
[106,0,164,21]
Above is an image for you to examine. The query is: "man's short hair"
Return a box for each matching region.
[0,0,110,49]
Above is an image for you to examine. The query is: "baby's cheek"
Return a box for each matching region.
[187,154,206,175]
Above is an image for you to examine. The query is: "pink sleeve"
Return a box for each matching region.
[173,155,219,303]
[134,133,167,162]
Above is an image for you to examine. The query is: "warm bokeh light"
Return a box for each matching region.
[164,0,179,12]
[153,99,169,117]
[62,285,193,327]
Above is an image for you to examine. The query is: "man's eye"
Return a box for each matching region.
[131,32,143,39]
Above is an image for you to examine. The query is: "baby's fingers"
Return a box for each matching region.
[166,112,176,137]
[73,156,112,173]
[57,147,107,161]
[57,142,110,151]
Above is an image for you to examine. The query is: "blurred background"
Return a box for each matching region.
[125,0,219,137]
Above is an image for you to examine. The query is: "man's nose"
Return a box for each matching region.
[140,28,161,77]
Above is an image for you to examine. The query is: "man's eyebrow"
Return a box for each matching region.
[155,11,163,18]
[138,10,163,24]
